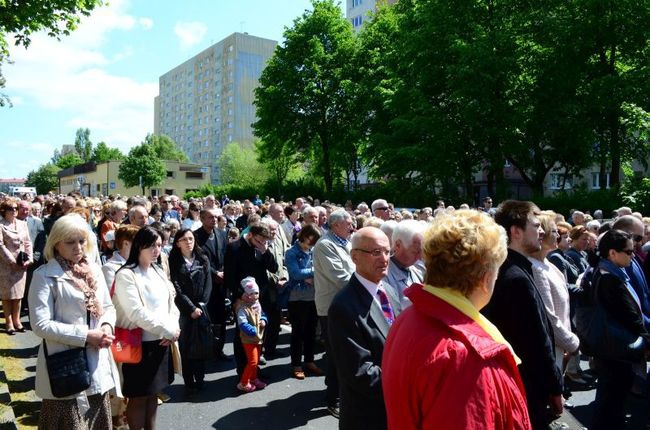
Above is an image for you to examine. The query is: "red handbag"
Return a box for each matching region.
[110,279,143,363]
[111,326,142,363]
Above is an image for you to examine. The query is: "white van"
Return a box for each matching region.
[9,186,37,197]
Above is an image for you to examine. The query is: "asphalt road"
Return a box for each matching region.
[2,314,649,430]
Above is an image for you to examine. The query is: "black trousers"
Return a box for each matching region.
[288,301,318,366]
[181,356,206,388]
[319,315,339,407]
[591,358,635,430]
[208,280,227,354]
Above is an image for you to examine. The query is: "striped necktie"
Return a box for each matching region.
[377,287,395,326]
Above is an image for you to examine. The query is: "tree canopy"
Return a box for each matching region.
[25,163,59,194]
[219,143,268,189]
[253,0,358,193]
[118,143,166,196]
[142,134,188,162]
[90,141,124,163]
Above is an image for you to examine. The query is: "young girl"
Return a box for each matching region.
[237,277,267,393]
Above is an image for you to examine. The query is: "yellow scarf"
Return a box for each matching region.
[423,284,521,365]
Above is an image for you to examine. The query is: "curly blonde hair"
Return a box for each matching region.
[423,210,507,296]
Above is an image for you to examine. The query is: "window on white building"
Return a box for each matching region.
[591,172,611,189]
[549,173,573,190]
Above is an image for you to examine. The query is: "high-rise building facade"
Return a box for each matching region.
[154,32,277,184]
[347,0,396,31]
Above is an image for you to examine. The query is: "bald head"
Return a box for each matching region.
[351,227,390,283]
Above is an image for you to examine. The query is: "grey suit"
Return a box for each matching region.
[382,257,423,311]
[328,274,397,430]
[313,231,355,317]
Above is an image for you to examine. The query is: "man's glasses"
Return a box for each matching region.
[375,207,389,211]
[353,248,390,257]
[619,249,635,256]
[633,235,643,243]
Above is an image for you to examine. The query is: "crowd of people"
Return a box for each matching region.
[1,190,650,429]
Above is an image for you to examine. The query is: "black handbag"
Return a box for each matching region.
[16,250,29,265]
[575,272,646,361]
[42,312,91,397]
[187,302,215,360]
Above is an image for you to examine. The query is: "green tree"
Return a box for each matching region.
[143,134,188,162]
[1,0,103,91]
[56,152,83,169]
[219,143,268,188]
[90,141,124,162]
[118,143,166,196]
[254,0,358,193]
[254,138,301,190]
[74,127,93,162]
[25,163,59,194]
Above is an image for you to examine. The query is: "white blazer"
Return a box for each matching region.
[28,259,121,400]
[112,264,180,341]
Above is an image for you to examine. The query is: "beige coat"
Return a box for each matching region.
[0,218,32,299]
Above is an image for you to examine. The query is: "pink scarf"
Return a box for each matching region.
[55,255,104,319]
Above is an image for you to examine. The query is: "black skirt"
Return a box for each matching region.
[121,341,173,397]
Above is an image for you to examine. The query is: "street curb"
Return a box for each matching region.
[0,360,18,430]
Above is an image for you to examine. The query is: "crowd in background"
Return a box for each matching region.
[1,189,650,429]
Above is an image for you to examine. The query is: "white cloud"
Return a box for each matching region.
[3,0,157,163]
[139,17,154,30]
[174,21,208,50]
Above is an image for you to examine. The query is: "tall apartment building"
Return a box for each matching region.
[154,32,277,184]
[347,0,397,31]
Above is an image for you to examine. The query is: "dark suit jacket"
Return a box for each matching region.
[223,237,278,303]
[328,274,396,430]
[481,249,562,427]
[194,227,222,279]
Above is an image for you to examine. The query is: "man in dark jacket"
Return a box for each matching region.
[482,200,563,429]
[194,208,228,359]
[223,224,278,374]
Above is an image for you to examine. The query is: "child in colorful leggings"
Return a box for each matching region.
[236,277,267,392]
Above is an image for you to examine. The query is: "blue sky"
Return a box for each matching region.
[0,0,346,179]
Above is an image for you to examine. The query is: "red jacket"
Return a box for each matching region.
[382,284,531,430]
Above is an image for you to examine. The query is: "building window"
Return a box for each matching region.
[591,172,611,189]
[549,173,572,190]
[185,171,203,179]
[352,16,363,27]
[166,171,174,178]
[353,0,363,6]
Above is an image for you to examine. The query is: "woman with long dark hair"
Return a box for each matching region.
[112,226,180,429]
[168,228,212,393]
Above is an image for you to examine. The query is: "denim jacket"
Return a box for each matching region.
[286,243,315,302]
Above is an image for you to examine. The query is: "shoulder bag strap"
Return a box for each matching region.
[43,310,90,357]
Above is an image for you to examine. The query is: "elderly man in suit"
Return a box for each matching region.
[328,227,398,430]
[383,219,425,310]
[313,209,355,418]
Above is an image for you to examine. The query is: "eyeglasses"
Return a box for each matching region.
[619,249,635,256]
[633,235,643,243]
[375,207,389,211]
[7,207,17,211]
[353,248,390,257]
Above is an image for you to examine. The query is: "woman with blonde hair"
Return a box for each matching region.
[383,210,530,429]
[528,212,580,371]
[29,214,119,429]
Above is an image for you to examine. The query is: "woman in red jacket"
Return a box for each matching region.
[383,210,531,430]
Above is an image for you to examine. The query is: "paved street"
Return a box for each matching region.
[1,313,649,429]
